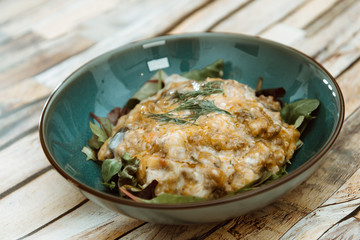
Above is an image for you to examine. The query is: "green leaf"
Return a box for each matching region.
[81,146,97,161]
[296,139,304,150]
[297,115,316,134]
[98,117,112,137]
[88,134,102,149]
[294,115,305,128]
[132,81,159,101]
[141,193,205,204]
[182,59,224,81]
[122,152,132,161]
[102,181,116,190]
[132,70,167,102]
[280,99,320,125]
[101,159,122,183]
[227,166,289,197]
[89,121,108,143]
[119,165,137,183]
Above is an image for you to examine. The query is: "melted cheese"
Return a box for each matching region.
[98,77,300,199]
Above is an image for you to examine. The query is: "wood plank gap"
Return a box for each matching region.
[207,0,255,31]
[256,0,311,35]
[275,104,360,239]
[330,56,360,80]
[0,95,48,118]
[344,104,360,124]
[18,199,89,240]
[160,0,216,35]
[0,125,38,151]
[319,197,360,209]
[189,219,233,240]
[0,165,52,200]
[316,204,360,240]
[312,28,360,61]
[303,0,357,36]
[115,222,148,239]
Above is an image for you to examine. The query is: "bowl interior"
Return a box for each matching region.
[41,33,343,198]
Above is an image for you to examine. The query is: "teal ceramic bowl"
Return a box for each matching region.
[40,32,344,224]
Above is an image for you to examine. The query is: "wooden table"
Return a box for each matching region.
[1,0,360,239]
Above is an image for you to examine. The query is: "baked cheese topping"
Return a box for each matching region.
[98,76,300,199]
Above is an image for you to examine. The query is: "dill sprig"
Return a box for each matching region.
[174,81,223,101]
[146,80,231,124]
[146,99,232,124]
[146,113,188,124]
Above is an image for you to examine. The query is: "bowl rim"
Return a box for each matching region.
[39,32,345,209]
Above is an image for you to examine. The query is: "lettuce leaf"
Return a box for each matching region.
[280,99,320,132]
[81,146,97,161]
[101,158,122,183]
[182,59,224,81]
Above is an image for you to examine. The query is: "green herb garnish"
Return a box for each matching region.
[174,81,223,101]
[147,99,232,124]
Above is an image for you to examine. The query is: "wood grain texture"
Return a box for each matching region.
[336,59,360,119]
[170,0,251,33]
[32,0,121,39]
[282,0,340,29]
[0,33,94,89]
[0,170,86,240]
[0,132,50,194]
[304,0,358,36]
[0,96,46,149]
[213,0,306,34]
[280,165,360,239]
[0,77,51,114]
[0,0,75,37]
[0,0,48,24]
[119,222,221,240]
[26,201,143,240]
[294,0,360,58]
[33,0,209,88]
[318,217,360,240]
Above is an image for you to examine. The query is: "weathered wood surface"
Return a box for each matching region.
[1,0,360,239]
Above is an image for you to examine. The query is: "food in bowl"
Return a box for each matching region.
[82,60,319,203]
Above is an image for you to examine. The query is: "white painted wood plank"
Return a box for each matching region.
[0,170,86,240]
[0,132,50,194]
[319,217,360,240]
[320,30,360,77]
[282,0,340,29]
[32,0,120,39]
[0,32,92,73]
[213,0,306,35]
[280,198,360,240]
[0,0,75,37]
[280,167,360,240]
[260,23,306,46]
[0,30,9,44]
[0,95,45,148]
[335,59,360,119]
[0,0,48,24]
[120,222,219,240]
[33,0,208,88]
[26,201,143,240]
[294,0,360,57]
[170,0,250,34]
[0,78,51,114]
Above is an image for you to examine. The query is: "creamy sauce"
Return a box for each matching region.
[98,76,300,199]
